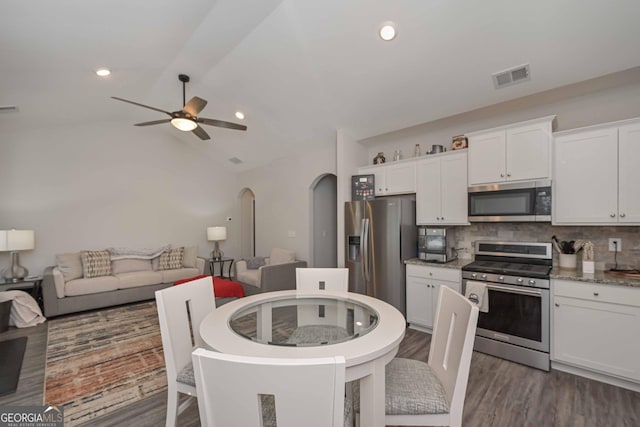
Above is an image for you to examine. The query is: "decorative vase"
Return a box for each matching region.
[373,152,386,164]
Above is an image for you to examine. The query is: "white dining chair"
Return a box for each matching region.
[355,285,479,427]
[192,349,350,427]
[296,267,349,291]
[290,268,350,344]
[155,276,216,427]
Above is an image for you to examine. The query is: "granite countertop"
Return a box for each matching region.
[550,268,640,288]
[404,258,472,270]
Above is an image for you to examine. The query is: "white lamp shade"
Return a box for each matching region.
[207,226,227,241]
[0,229,35,251]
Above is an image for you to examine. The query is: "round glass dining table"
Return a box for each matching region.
[199,289,406,427]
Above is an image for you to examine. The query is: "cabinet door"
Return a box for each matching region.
[468,130,506,185]
[406,275,434,328]
[385,162,416,194]
[440,152,468,224]
[618,122,640,223]
[506,122,551,182]
[553,296,640,381]
[358,166,387,195]
[553,128,618,224]
[415,157,441,225]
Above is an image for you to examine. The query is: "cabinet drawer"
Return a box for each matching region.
[406,264,460,282]
[553,279,640,307]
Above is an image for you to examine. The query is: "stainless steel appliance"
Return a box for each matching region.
[345,199,417,316]
[462,241,552,371]
[418,227,456,263]
[468,180,552,222]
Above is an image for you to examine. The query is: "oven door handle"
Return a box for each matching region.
[486,283,542,297]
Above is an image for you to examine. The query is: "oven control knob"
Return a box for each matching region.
[471,273,477,279]
[481,274,487,279]
[529,279,536,285]
[517,278,523,283]
[498,276,505,281]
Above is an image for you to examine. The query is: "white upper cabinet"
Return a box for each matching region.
[358,160,415,196]
[416,151,468,225]
[467,116,555,186]
[553,118,640,225]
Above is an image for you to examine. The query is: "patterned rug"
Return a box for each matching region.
[44,301,167,426]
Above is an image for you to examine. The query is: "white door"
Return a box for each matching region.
[506,122,551,182]
[439,152,468,225]
[468,130,506,185]
[618,122,640,223]
[553,128,618,224]
[416,157,441,225]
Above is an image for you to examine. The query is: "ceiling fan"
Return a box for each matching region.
[111,74,247,140]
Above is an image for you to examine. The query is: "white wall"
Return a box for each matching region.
[237,142,336,263]
[0,121,238,274]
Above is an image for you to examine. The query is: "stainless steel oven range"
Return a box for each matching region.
[462,241,552,371]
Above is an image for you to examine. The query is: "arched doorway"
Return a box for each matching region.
[239,188,255,258]
[310,174,337,267]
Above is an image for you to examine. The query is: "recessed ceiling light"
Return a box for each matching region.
[235,111,245,120]
[96,68,111,77]
[379,22,396,41]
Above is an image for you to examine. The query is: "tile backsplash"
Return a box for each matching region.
[450,224,640,270]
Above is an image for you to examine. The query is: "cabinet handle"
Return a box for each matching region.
[500,173,505,178]
[593,292,599,296]
[554,303,559,307]
[610,213,616,218]
[507,173,511,177]
[620,213,626,218]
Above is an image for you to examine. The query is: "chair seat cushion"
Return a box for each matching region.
[261,394,353,427]
[176,362,196,387]
[286,325,350,345]
[353,357,450,415]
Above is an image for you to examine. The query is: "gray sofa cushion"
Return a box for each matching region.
[55,252,83,281]
[64,276,120,297]
[160,268,201,283]
[111,258,152,275]
[245,257,266,269]
[117,271,163,289]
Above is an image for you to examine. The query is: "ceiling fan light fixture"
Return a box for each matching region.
[379,22,396,41]
[171,117,197,131]
[96,68,111,77]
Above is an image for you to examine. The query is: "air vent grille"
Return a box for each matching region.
[492,64,531,89]
[0,105,18,112]
[228,157,243,164]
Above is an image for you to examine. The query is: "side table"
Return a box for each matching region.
[208,257,234,279]
[0,277,44,311]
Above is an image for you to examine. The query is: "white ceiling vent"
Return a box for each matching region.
[228,157,243,164]
[492,64,531,89]
[0,105,18,112]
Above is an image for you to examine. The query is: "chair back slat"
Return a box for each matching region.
[296,268,349,291]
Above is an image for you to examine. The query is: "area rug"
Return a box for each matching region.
[44,301,167,426]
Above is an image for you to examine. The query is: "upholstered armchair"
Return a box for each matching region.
[235,248,307,295]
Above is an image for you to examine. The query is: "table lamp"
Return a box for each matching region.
[207,226,227,260]
[0,229,35,282]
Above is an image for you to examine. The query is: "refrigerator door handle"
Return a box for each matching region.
[361,218,370,283]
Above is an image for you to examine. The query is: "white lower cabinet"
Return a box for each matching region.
[406,264,461,332]
[552,279,640,385]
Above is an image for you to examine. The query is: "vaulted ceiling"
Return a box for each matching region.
[3,0,640,171]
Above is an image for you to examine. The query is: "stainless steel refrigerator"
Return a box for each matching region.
[345,199,417,316]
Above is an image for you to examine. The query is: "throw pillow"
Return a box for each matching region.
[182,246,198,268]
[81,250,112,278]
[55,252,83,281]
[158,247,184,270]
[269,248,295,265]
[245,256,266,270]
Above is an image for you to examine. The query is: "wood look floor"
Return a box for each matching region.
[2,320,639,426]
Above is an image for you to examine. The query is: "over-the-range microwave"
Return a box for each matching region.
[468,180,552,222]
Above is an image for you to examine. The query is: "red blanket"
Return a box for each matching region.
[173,275,245,298]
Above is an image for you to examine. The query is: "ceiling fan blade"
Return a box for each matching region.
[183,96,208,117]
[111,96,172,116]
[198,117,247,131]
[192,125,211,140]
[134,119,172,126]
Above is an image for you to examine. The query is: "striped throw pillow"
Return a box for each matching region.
[158,247,184,270]
[81,250,112,278]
